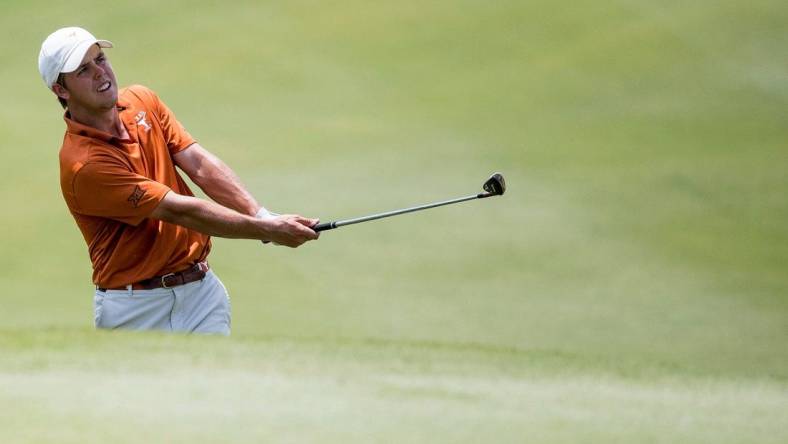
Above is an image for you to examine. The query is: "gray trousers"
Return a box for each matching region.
[93,270,231,335]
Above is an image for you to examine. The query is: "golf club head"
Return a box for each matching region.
[482,172,506,197]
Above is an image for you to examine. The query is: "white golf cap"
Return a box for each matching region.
[38,26,113,88]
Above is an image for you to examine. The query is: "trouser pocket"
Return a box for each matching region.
[93,291,106,328]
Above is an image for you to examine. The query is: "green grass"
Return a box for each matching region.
[1,329,786,443]
[1,0,787,442]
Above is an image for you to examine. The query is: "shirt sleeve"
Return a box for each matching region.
[150,89,196,156]
[125,85,196,156]
[71,158,171,226]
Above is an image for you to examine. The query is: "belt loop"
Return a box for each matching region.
[126,284,132,296]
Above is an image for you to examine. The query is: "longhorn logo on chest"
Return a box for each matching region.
[135,111,152,132]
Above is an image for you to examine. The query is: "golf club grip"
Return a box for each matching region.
[313,222,336,232]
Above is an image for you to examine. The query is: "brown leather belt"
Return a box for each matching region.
[98,262,209,292]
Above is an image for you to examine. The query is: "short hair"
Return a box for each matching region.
[55,73,67,109]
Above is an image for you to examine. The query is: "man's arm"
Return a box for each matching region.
[173,143,261,216]
[150,191,318,248]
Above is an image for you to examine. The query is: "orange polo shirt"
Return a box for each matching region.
[59,84,210,288]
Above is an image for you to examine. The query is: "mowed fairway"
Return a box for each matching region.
[1,1,787,443]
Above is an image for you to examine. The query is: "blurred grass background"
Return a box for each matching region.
[0,0,786,442]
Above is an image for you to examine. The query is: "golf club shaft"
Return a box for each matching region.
[313,192,491,232]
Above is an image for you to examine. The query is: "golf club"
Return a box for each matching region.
[313,172,506,232]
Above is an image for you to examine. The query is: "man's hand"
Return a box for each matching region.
[262,215,320,248]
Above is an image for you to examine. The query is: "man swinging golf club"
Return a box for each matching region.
[39,27,320,335]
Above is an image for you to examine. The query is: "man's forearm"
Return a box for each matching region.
[153,191,268,240]
[174,143,261,216]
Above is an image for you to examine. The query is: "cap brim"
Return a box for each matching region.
[60,39,113,74]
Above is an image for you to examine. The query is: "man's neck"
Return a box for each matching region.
[68,105,129,140]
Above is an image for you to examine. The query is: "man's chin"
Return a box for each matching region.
[102,87,118,104]
[96,90,119,110]
[107,92,119,107]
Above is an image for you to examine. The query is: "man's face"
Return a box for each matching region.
[56,44,118,112]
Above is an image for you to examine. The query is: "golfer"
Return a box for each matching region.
[39,26,319,335]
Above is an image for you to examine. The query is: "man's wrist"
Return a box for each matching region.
[256,207,279,244]
[255,207,280,219]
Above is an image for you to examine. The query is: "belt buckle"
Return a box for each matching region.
[160,273,177,288]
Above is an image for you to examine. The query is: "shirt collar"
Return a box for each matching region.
[63,99,132,144]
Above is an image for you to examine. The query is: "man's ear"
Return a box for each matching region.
[52,81,69,102]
